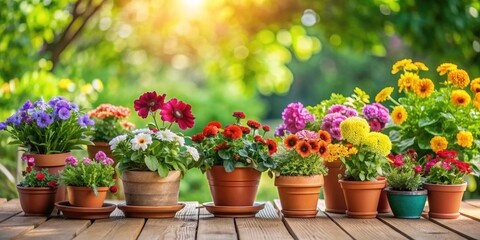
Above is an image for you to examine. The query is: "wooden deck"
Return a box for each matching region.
[0,198,479,240]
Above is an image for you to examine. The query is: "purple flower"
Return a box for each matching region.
[0,122,7,130]
[6,113,22,126]
[330,127,342,140]
[281,102,315,134]
[362,103,390,124]
[55,100,71,111]
[345,108,358,117]
[82,157,92,165]
[20,112,31,124]
[58,108,71,120]
[69,103,79,112]
[48,96,66,108]
[95,151,107,160]
[22,156,35,166]
[321,113,346,140]
[274,124,287,137]
[36,112,53,128]
[296,130,318,140]
[328,104,358,117]
[65,156,78,166]
[102,157,114,165]
[78,114,94,127]
[20,100,34,112]
[33,98,46,109]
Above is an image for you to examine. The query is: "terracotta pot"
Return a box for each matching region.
[17,186,57,216]
[207,166,261,206]
[25,152,70,202]
[275,175,323,218]
[339,179,386,219]
[385,188,427,219]
[377,177,391,213]
[67,186,108,208]
[122,170,181,206]
[323,160,346,213]
[423,182,467,219]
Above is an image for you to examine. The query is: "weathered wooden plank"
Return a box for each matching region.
[0,225,34,240]
[14,217,91,240]
[0,199,7,206]
[73,218,144,240]
[274,200,351,240]
[0,199,22,222]
[137,202,198,240]
[460,202,480,220]
[464,199,480,208]
[197,207,237,240]
[236,202,293,240]
[378,214,466,240]
[429,215,480,240]
[0,213,48,239]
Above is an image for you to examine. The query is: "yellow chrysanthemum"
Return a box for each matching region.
[414,62,429,71]
[436,63,458,76]
[430,136,448,153]
[413,78,434,98]
[363,132,392,156]
[323,144,351,163]
[404,63,418,71]
[451,90,471,106]
[348,147,358,155]
[340,117,370,145]
[375,87,394,102]
[457,131,474,148]
[474,93,480,111]
[391,106,408,124]
[391,59,412,74]
[470,78,480,93]
[448,69,470,88]
[398,72,420,92]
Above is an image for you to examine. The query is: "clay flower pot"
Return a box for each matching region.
[17,186,57,216]
[323,160,347,213]
[339,178,386,219]
[423,182,467,219]
[377,177,391,213]
[67,186,109,208]
[122,170,181,206]
[87,142,115,166]
[206,166,261,206]
[385,187,427,219]
[275,175,323,218]
[24,152,71,202]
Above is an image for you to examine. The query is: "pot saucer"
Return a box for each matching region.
[202,202,265,218]
[117,203,185,218]
[55,201,116,219]
[281,209,318,218]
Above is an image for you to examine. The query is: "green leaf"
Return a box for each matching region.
[359,172,365,181]
[397,137,415,152]
[145,156,159,171]
[238,149,248,157]
[440,113,455,120]
[218,150,232,160]
[418,117,438,127]
[223,160,235,172]
[157,164,169,177]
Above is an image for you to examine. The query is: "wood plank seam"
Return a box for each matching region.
[427,218,478,240]
[320,212,355,240]
[233,218,241,240]
[376,217,417,240]
[279,217,299,240]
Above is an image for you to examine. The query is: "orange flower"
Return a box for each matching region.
[448,69,470,88]
[296,140,312,157]
[470,78,480,93]
[317,130,331,144]
[308,140,320,152]
[451,90,471,106]
[398,72,420,92]
[318,141,329,159]
[436,63,457,76]
[284,135,299,149]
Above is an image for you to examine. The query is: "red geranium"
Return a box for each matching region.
[161,98,195,130]
[203,126,218,137]
[262,125,270,132]
[266,139,277,155]
[36,173,45,181]
[247,120,261,129]
[214,143,230,152]
[48,180,56,188]
[192,133,205,143]
[223,125,243,139]
[437,150,458,159]
[414,165,423,174]
[254,135,266,144]
[109,186,118,193]
[240,126,251,134]
[232,112,246,119]
[26,166,32,173]
[133,91,166,118]
[208,121,222,128]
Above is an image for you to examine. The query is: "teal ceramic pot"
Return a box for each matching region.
[385,187,427,219]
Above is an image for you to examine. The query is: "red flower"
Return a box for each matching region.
[254,135,266,144]
[192,133,205,143]
[150,128,159,133]
[232,112,246,119]
[393,155,404,168]
[308,140,320,152]
[234,154,240,160]
[266,139,277,155]
[317,130,331,144]
[26,166,32,173]
[109,186,118,193]
[223,125,243,139]
[247,120,261,129]
[208,121,222,128]
[203,126,218,137]
[262,125,270,132]
[240,126,251,134]
[414,165,422,174]
[296,140,312,157]
[437,150,458,159]
[425,154,433,161]
[454,161,472,174]
[214,143,230,152]
[387,153,395,161]
[36,173,45,181]
[406,149,418,159]
[318,141,329,158]
[284,135,299,149]
[161,98,195,130]
[134,91,166,118]
[48,181,56,188]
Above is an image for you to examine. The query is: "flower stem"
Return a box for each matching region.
[388,95,402,106]
[151,112,160,130]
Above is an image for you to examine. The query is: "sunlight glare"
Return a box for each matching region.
[182,0,204,9]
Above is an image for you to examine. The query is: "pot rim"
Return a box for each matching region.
[384,187,427,195]
[423,182,467,186]
[16,185,57,190]
[338,179,386,184]
[23,152,71,156]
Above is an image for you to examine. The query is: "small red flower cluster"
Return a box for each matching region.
[89,104,131,119]
[283,131,331,158]
[388,150,423,174]
[425,150,472,174]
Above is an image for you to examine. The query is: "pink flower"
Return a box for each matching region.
[295,130,318,140]
[441,161,452,170]
[65,156,78,166]
[83,157,92,165]
[160,98,195,130]
[102,158,114,165]
[282,102,315,134]
[414,165,422,174]
[95,151,107,160]
[368,119,383,132]
[393,155,404,168]
[133,91,166,118]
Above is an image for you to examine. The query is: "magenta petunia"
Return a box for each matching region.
[160,98,195,130]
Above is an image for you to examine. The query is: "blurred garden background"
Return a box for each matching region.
[1,0,480,201]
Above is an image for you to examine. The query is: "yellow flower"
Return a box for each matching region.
[404,63,418,71]
[391,106,408,124]
[363,132,392,156]
[474,93,480,111]
[92,79,104,92]
[451,90,471,106]
[375,87,394,102]
[470,78,480,93]
[430,136,448,153]
[398,72,420,92]
[81,83,94,95]
[391,59,412,74]
[354,87,370,104]
[448,69,470,88]
[413,78,434,98]
[324,144,350,163]
[59,78,75,92]
[457,131,473,148]
[340,117,370,145]
[436,63,457,76]
[348,147,358,155]
[414,62,429,71]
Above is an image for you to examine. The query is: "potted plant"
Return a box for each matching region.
[423,150,473,219]
[59,152,116,208]
[384,150,426,219]
[17,156,58,216]
[111,91,199,207]
[1,96,94,201]
[270,130,330,218]
[191,112,277,206]
[87,104,134,161]
[337,117,392,218]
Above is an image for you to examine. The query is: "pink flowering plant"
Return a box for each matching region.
[423,150,473,185]
[0,96,94,154]
[110,91,199,177]
[18,156,58,188]
[88,104,135,142]
[386,150,424,191]
[59,151,116,196]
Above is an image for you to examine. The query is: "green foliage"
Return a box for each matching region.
[20,168,58,188]
[89,104,133,142]
[342,152,388,181]
[386,152,423,191]
[272,143,327,177]
[59,155,115,196]
[425,152,473,185]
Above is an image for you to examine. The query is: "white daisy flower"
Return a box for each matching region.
[156,129,176,142]
[131,133,152,151]
[109,134,127,150]
[175,135,185,146]
[185,146,200,161]
[132,128,153,134]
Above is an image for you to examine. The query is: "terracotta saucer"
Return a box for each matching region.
[281,209,318,218]
[117,203,185,218]
[202,202,265,218]
[55,201,116,219]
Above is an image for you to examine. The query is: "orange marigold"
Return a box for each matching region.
[398,72,420,92]
[448,69,470,88]
[413,78,434,98]
[436,63,457,76]
[451,90,471,106]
